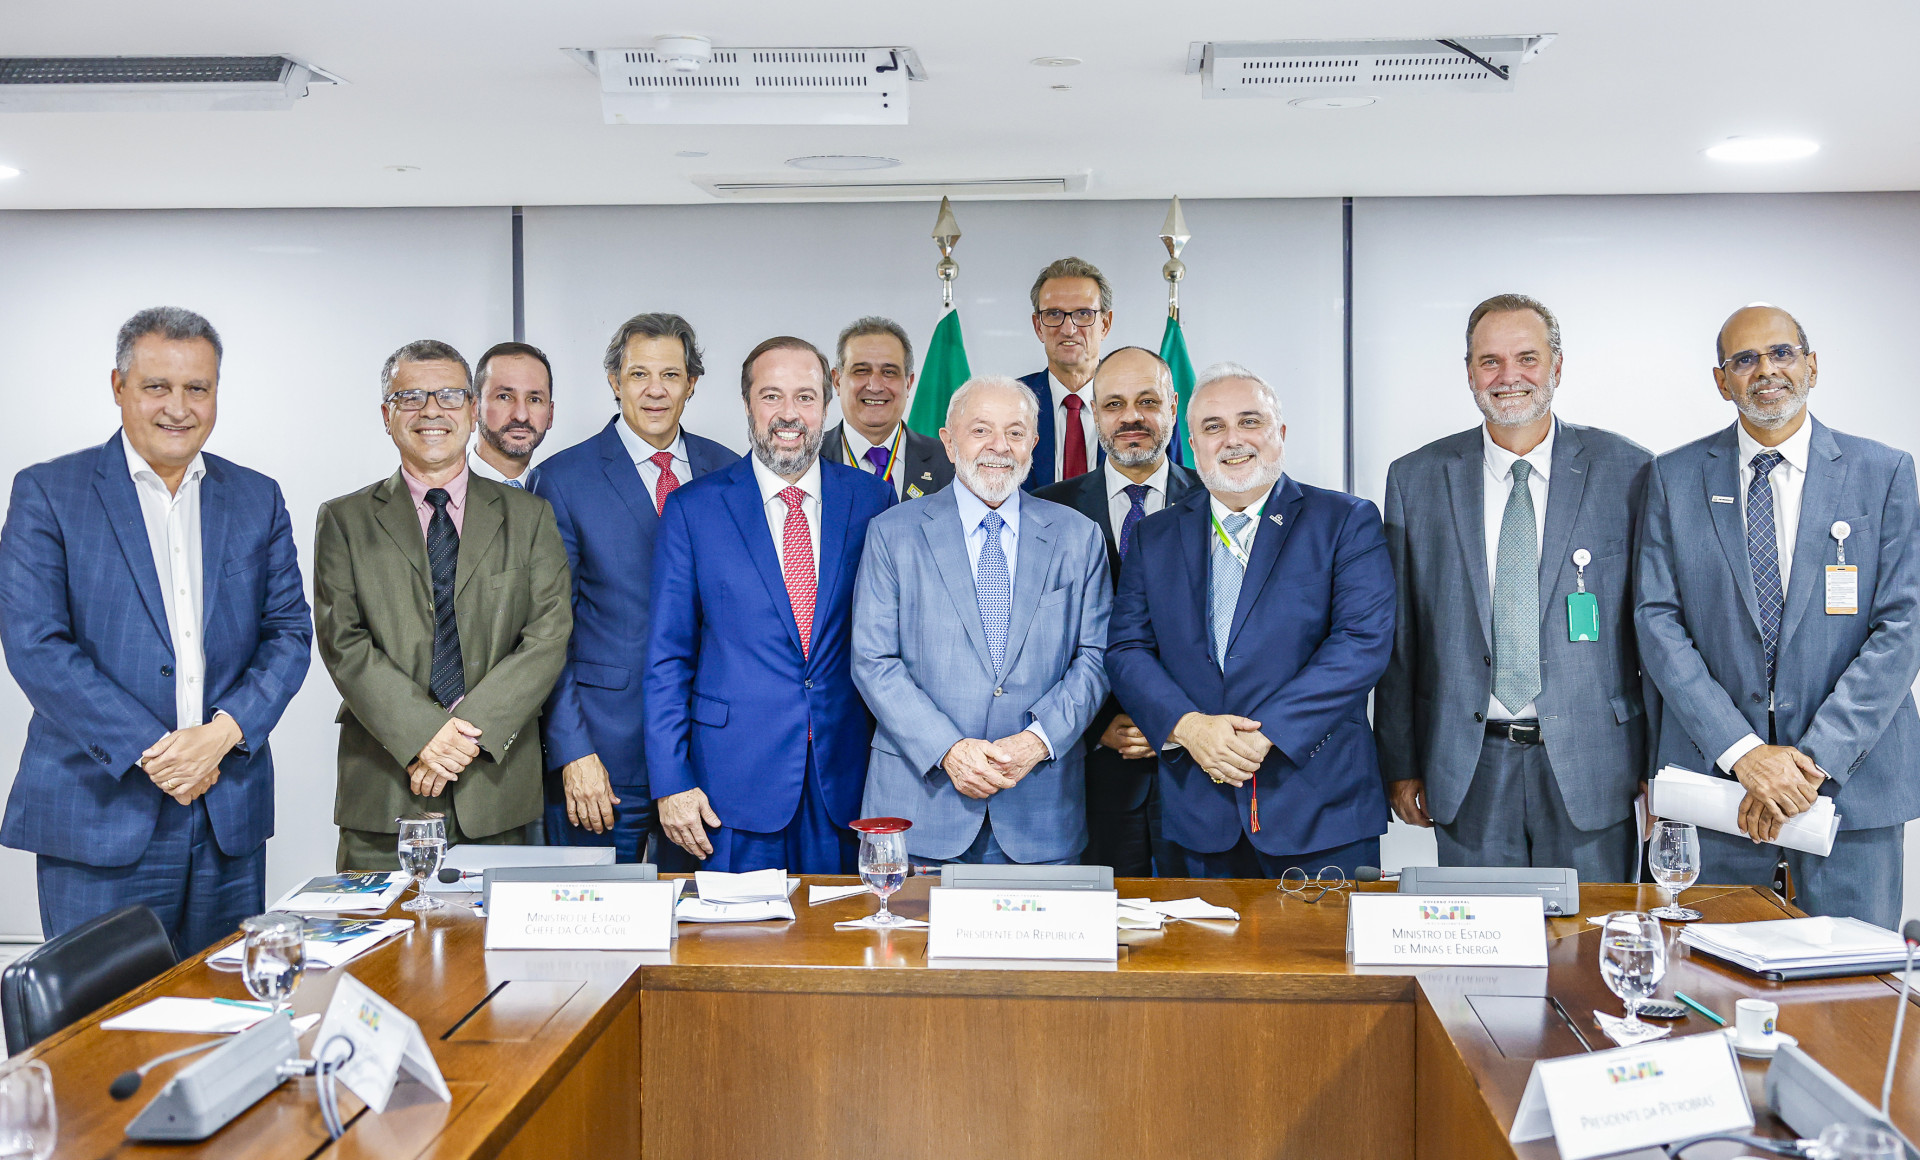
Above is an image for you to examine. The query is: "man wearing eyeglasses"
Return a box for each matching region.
[1019,257,1114,491]
[314,340,572,871]
[1636,304,1920,927]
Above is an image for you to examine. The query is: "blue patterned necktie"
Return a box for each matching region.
[1491,459,1542,714]
[1118,483,1150,561]
[976,510,1011,674]
[425,488,465,708]
[1748,449,1786,689]
[1209,512,1252,669]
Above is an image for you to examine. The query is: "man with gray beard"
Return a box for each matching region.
[642,337,893,872]
[1376,294,1652,883]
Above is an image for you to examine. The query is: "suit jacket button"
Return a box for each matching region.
[994,687,1005,697]
[1473,712,1484,723]
[1483,655,1491,666]
[1751,692,1764,704]
[804,679,813,690]
[160,664,174,677]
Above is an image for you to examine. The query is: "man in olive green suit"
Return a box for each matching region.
[316,340,572,871]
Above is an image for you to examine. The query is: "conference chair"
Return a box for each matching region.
[2,905,178,1054]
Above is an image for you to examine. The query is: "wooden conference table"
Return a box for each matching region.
[18,877,1920,1159]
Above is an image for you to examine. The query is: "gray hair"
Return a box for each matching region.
[603,312,703,379]
[945,374,1040,431]
[381,339,470,396]
[835,316,914,372]
[1193,361,1283,423]
[1029,256,1114,313]
[1466,293,1562,360]
[116,306,222,374]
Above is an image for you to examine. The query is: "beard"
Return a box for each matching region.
[1099,420,1169,469]
[751,417,824,477]
[1473,371,1557,429]
[1734,372,1813,431]
[478,419,540,461]
[1196,441,1284,497]
[956,448,1033,506]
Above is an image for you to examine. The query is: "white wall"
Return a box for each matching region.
[0,207,511,938]
[1351,193,1920,921]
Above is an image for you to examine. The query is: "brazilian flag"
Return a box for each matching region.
[905,308,972,438]
[1159,313,1197,466]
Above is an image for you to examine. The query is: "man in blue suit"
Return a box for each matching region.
[854,376,1111,865]
[645,337,893,873]
[1636,304,1920,927]
[1019,257,1112,491]
[0,308,311,955]
[1108,363,1396,878]
[533,313,735,861]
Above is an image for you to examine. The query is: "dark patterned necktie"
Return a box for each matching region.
[1118,483,1149,560]
[1747,450,1786,689]
[425,488,465,708]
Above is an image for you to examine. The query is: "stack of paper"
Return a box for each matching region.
[677,869,798,923]
[102,997,321,1036]
[1116,902,1166,931]
[270,872,409,914]
[1680,916,1905,975]
[1649,766,1840,856]
[1119,897,1241,924]
[208,918,413,971]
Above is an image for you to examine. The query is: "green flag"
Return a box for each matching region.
[1159,313,1197,466]
[906,308,972,438]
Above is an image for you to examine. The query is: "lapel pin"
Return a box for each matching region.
[1270,513,1284,528]
[920,471,932,480]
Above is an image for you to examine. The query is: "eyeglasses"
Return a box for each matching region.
[1037,307,1105,328]
[1278,866,1353,903]
[1719,344,1806,376]
[384,387,474,411]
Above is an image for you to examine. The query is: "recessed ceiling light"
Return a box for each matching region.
[0,165,19,180]
[1704,137,1819,163]
[675,149,708,159]
[1050,84,1072,92]
[1290,96,1376,110]
[383,164,421,173]
[1030,56,1081,67]
[784,155,900,171]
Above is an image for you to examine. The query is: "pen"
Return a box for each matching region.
[1674,991,1726,1026]
[212,997,273,1013]
[1547,995,1594,1052]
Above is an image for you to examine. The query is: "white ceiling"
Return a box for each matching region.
[2,0,1917,209]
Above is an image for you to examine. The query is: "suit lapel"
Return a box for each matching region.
[1704,425,1765,636]
[1536,423,1587,624]
[93,434,172,648]
[196,457,230,636]
[1178,490,1212,635]
[1000,498,1056,675]
[814,465,854,651]
[1165,463,1202,507]
[685,430,737,479]
[724,463,805,657]
[902,431,941,497]
[454,481,504,598]
[1228,477,1300,651]
[1777,420,1846,658]
[372,471,429,580]
[1026,371,1056,488]
[923,489,993,669]
[598,419,662,529]
[1444,447,1493,650]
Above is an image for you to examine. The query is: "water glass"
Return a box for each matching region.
[1647,820,1703,921]
[396,815,447,912]
[1816,1123,1902,1159]
[851,817,912,927]
[1597,910,1667,1031]
[239,912,306,1016]
[0,1059,55,1160]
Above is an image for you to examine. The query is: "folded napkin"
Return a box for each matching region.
[1138,897,1240,921]
[834,914,929,930]
[808,883,873,905]
[1594,1010,1673,1047]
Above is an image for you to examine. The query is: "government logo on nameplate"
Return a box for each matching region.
[1509,1031,1752,1160]
[1346,894,1548,966]
[484,880,675,951]
[314,972,451,1114]
[926,888,1118,962]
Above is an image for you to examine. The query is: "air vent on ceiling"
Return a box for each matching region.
[567,46,923,125]
[694,174,1089,201]
[0,55,342,112]
[1189,36,1554,100]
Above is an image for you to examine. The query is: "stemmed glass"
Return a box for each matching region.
[239,913,306,1017]
[0,1059,55,1160]
[397,814,447,912]
[1598,911,1668,1034]
[850,817,912,927]
[1816,1124,1903,1159]
[1647,820,1703,921]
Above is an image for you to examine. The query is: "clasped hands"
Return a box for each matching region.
[1731,744,1826,842]
[407,717,483,798]
[942,732,1051,800]
[140,715,244,805]
[1170,712,1271,787]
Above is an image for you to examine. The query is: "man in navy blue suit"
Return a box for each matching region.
[645,336,893,873]
[1107,363,1396,878]
[0,308,311,954]
[1019,257,1113,491]
[533,313,736,862]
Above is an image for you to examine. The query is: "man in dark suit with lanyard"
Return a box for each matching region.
[1036,347,1199,875]
[1020,257,1112,491]
[821,316,953,501]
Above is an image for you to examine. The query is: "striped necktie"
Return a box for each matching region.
[1747,450,1786,689]
[425,488,465,708]
[1209,512,1251,669]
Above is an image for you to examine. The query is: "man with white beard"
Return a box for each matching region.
[1107,363,1396,878]
[852,376,1111,865]
[1375,295,1652,882]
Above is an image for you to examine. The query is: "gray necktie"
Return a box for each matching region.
[1209,512,1252,669]
[976,511,1011,675]
[1491,459,1540,714]
[425,489,465,709]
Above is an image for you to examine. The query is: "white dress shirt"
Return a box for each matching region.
[750,452,822,578]
[1048,371,1097,480]
[952,480,1052,755]
[616,421,689,510]
[1717,415,1817,773]
[467,447,532,488]
[841,422,906,500]
[1105,458,1173,535]
[123,433,209,731]
[1482,423,1554,720]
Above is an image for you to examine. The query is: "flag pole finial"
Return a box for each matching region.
[932,196,962,310]
[1159,195,1189,320]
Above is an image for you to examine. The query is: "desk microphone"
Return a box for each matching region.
[1354,867,1401,882]
[1881,920,1920,1119]
[438,868,462,883]
[109,1038,226,1100]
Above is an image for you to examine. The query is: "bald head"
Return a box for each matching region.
[1716,304,1810,365]
[1713,303,1817,435]
[1093,346,1175,470]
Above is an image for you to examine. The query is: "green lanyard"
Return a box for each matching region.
[1210,510,1253,568]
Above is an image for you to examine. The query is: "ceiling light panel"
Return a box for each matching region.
[1194,36,1553,100]
[577,46,920,125]
[0,55,340,112]
[1704,137,1820,163]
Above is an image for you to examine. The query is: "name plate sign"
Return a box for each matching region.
[314,972,450,1113]
[1510,1031,1753,1160]
[1347,893,1548,966]
[485,880,675,951]
[926,888,1117,962]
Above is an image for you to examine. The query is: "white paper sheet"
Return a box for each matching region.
[1139,897,1241,921]
[833,915,929,930]
[1649,766,1839,856]
[101,997,318,1035]
[807,883,873,905]
[676,897,796,923]
[207,918,413,971]
[693,868,795,903]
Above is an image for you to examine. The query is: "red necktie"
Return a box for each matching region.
[650,451,679,516]
[1062,392,1088,480]
[778,486,815,658]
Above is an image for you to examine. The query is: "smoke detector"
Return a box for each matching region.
[566,45,924,125]
[653,35,712,74]
[1187,35,1554,100]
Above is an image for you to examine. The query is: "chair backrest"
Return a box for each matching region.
[2,905,177,1054]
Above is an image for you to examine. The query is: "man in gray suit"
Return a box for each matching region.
[1636,304,1920,927]
[852,375,1111,865]
[1377,294,1653,882]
